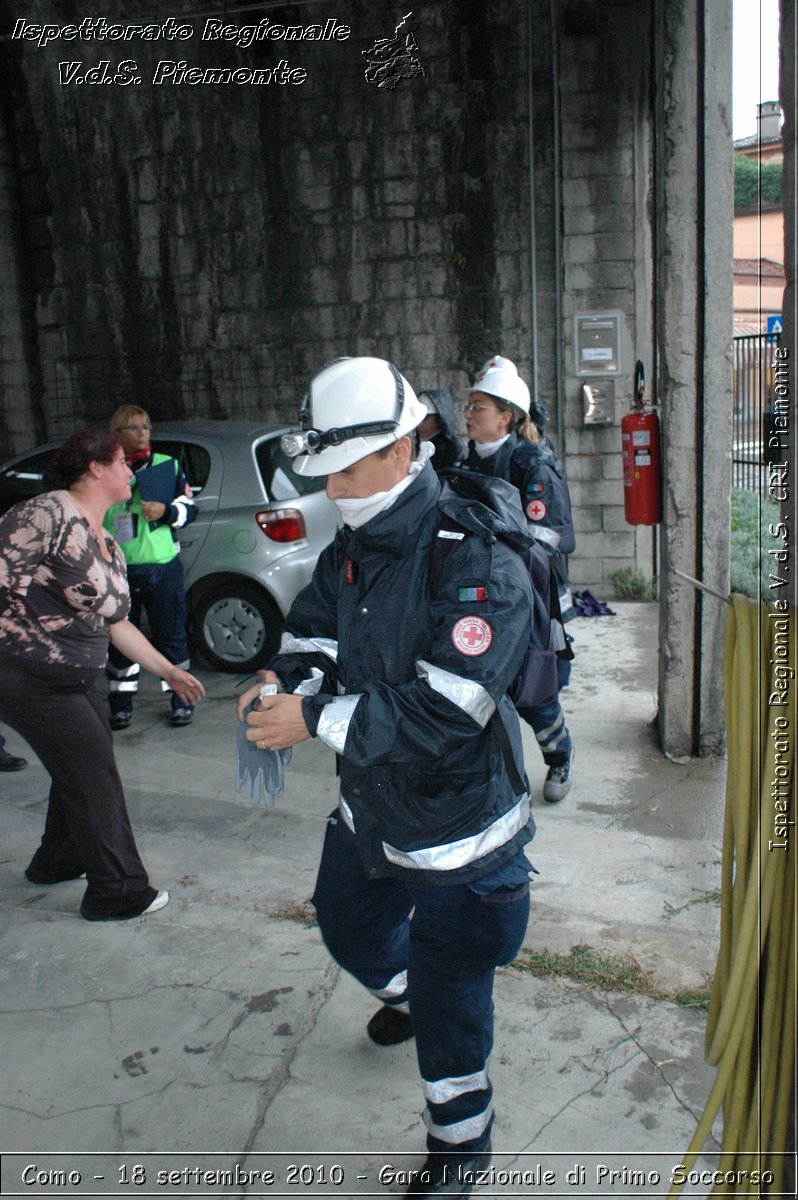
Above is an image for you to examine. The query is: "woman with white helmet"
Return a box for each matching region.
[240,356,536,1197]
[460,356,576,803]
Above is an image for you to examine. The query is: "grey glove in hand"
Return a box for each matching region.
[235,689,292,807]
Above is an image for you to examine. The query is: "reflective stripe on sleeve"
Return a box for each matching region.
[531,524,561,549]
[415,660,495,728]
[422,1069,489,1106]
[317,694,362,753]
[293,667,325,696]
[280,633,338,660]
[423,1103,494,1144]
[382,797,530,872]
[171,497,194,528]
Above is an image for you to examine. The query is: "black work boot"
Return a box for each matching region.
[366,1005,414,1045]
[404,1147,492,1197]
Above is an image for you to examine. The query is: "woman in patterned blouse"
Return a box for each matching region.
[0,429,205,921]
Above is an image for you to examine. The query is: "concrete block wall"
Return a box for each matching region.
[555,0,656,595]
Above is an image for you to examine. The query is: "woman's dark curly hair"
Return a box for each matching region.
[43,429,121,491]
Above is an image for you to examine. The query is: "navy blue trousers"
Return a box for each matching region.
[312,813,530,1153]
[516,695,572,766]
[107,557,190,714]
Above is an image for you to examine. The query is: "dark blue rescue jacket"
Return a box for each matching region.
[269,465,535,885]
[463,432,575,620]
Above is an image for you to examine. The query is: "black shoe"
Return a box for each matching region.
[0,749,28,771]
[170,706,193,727]
[366,1005,414,1045]
[109,711,132,731]
[404,1148,492,1198]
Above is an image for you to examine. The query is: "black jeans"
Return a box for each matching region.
[0,653,156,919]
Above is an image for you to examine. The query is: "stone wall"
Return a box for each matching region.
[0,0,543,430]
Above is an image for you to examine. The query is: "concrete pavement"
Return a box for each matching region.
[0,602,729,1197]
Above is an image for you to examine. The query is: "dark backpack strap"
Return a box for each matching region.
[549,571,574,661]
[489,711,528,796]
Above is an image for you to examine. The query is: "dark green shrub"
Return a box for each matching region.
[734,154,783,211]
[610,567,656,601]
[730,488,781,602]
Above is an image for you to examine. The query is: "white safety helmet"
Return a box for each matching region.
[463,355,531,416]
[281,357,427,476]
[476,354,517,376]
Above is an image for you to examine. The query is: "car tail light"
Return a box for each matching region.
[256,508,307,542]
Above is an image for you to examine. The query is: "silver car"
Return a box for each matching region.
[0,421,341,673]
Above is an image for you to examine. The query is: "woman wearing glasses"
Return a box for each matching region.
[460,357,577,803]
[104,405,198,730]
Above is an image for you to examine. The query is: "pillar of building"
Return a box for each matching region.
[780,0,797,612]
[0,100,40,457]
[655,0,733,757]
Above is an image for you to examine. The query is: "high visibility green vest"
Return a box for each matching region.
[104,453,180,566]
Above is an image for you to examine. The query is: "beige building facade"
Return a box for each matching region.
[733,101,785,332]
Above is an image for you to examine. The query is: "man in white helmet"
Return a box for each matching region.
[239,356,535,1196]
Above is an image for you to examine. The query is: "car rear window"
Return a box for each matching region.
[0,448,55,482]
[152,440,212,495]
[256,438,327,500]
[0,448,57,515]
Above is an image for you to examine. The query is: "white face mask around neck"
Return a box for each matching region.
[473,434,511,457]
[332,442,434,529]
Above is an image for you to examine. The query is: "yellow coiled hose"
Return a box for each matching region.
[669,595,795,1196]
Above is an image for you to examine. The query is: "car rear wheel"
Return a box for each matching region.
[191,581,282,673]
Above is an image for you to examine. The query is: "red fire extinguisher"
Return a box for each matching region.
[621,361,662,525]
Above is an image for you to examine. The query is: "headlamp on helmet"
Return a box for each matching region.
[281,357,426,476]
[281,374,403,459]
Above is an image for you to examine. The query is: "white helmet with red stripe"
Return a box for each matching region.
[463,355,531,416]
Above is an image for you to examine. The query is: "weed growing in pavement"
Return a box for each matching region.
[270,898,318,927]
[508,943,711,1010]
[663,888,722,919]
